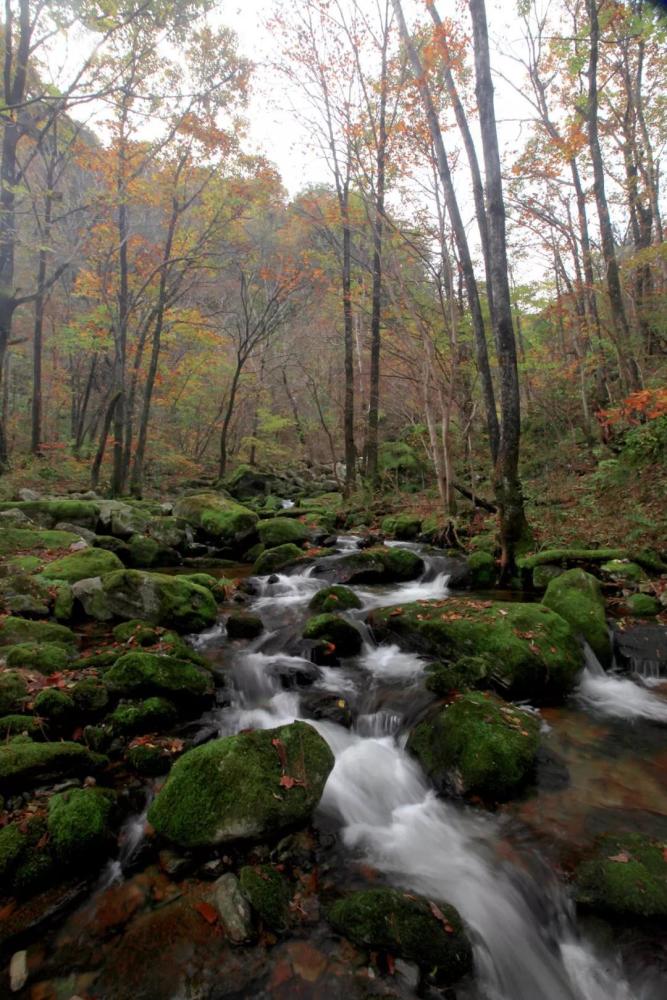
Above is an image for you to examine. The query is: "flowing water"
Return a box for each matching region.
[188,541,667,1000]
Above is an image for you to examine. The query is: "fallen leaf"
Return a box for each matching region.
[196,901,219,925]
[608,852,631,863]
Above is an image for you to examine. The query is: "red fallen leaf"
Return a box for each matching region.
[608,852,631,863]
[72,727,84,741]
[196,901,219,925]
[389,607,403,616]
[386,953,396,975]
[429,900,455,933]
[272,737,288,771]
[36,832,50,850]
[279,774,304,789]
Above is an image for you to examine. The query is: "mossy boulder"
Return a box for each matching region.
[127,534,162,567]
[226,612,263,640]
[148,721,334,847]
[309,585,362,613]
[108,697,178,736]
[0,670,27,714]
[97,500,150,538]
[105,651,213,705]
[0,616,76,649]
[110,620,205,665]
[626,593,660,617]
[181,573,217,592]
[33,688,75,725]
[575,833,667,919]
[126,743,170,776]
[71,678,109,716]
[369,598,582,703]
[327,546,424,585]
[0,527,81,557]
[253,543,304,575]
[0,570,52,616]
[0,740,106,794]
[0,715,44,738]
[0,817,58,893]
[72,570,217,631]
[47,786,115,865]
[147,516,187,550]
[40,547,124,583]
[543,568,611,666]
[172,492,258,549]
[303,614,363,658]
[600,560,647,584]
[239,864,291,932]
[408,692,540,800]
[257,517,309,548]
[532,564,565,590]
[0,499,99,529]
[53,582,75,621]
[5,642,70,675]
[328,887,472,983]
[467,551,496,588]
[424,655,492,697]
[380,514,422,540]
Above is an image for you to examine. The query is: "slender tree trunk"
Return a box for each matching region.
[342,212,357,496]
[219,362,243,480]
[91,392,121,491]
[31,187,54,454]
[282,369,307,451]
[74,355,97,454]
[469,0,530,575]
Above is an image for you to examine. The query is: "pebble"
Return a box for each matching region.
[9,950,28,992]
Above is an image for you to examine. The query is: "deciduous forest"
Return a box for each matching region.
[0,1,666,997]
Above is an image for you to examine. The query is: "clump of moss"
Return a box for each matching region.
[172,493,258,548]
[0,671,28,714]
[105,652,213,705]
[543,568,611,665]
[303,614,362,658]
[181,573,217,592]
[257,518,309,548]
[407,691,540,800]
[309,585,362,613]
[253,543,304,575]
[71,678,109,716]
[33,688,76,726]
[0,715,44,739]
[226,612,263,640]
[600,560,646,584]
[47,787,115,866]
[108,697,178,737]
[380,514,422,540]
[467,551,496,589]
[126,743,170,776]
[575,833,667,919]
[328,887,472,983]
[0,616,76,649]
[148,721,334,848]
[127,534,160,567]
[626,593,660,617]
[0,740,107,794]
[239,864,291,932]
[5,642,70,675]
[425,655,492,696]
[41,547,124,583]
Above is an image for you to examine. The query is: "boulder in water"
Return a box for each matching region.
[226,611,263,639]
[172,492,257,549]
[542,568,611,666]
[323,546,424,585]
[309,585,362,613]
[148,721,334,847]
[575,833,667,919]
[253,543,304,575]
[303,613,363,658]
[328,887,472,984]
[71,569,217,631]
[257,517,309,547]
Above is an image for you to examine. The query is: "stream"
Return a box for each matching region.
[14,539,667,998]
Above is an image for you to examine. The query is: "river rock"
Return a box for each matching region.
[369,598,582,703]
[257,517,309,547]
[328,887,472,984]
[47,787,116,866]
[302,614,363,658]
[239,864,290,932]
[226,611,263,639]
[172,492,257,549]
[319,546,424,585]
[407,691,540,800]
[148,721,334,847]
[309,585,362,613]
[71,570,217,631]
[575,833,667,919]
[211,872,254,942]
[0,740,107,794]
[614,624,667,677]
[543,568,611,666]
[105,652,214,705]
[41,547,125,583]
[253,543,304,575]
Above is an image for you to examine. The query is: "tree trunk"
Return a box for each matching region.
[342,213,357,496]
[91,392,121,491]
[219,362,243,480]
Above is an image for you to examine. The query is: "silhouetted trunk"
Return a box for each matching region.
[31,184,54,454]
[219,362,243,480]
[342,213,357,496]
[74,355,97,454]
[91,392,121,491]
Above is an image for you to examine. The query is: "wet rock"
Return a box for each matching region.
[239,864,290,932]
[148,721,334,847]
[0,740,107,795]
[301,691,354,727]
[9,950,28,992]
[309,585,362,613]
[226,611,263,639]
[105,652,214,706]
[211,872,254,942]
[258,517,309,547]
[303,614,363,658]
[72,569,217,631]
[328,887,472,984]
[615,624,667,677]
[322,546,424,585]
[575,833,667,919]
[173,492,258,549]
[159,849,192,879]
[407,691,540,800]
[254,543,304,575]
[268,657,321,688]
[543,568,611,666]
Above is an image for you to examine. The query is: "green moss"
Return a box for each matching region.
[71,678,109,715]
[425,655,492,696]
[243,542,265,563]
[309,585,362,613]
[0,616,76,649]
[0,571,51,616]
[239,864,290,931]
[380,514,422,540]
[5,642,70,675]
[253,543,304,575]
[128,534,160,567]
[0,670,28,714]
[369,598,582,703]
[467,551,496,588]
[181,573,217,591]
[0,715,44,738]
[41,547,124,582]
[576,834,667,919]
[33,688,75,724]
[47,787,115,865]
[257,517,308,547]
[226,612,263,639]
[0,817,58,893]
[83,724,113,753]
[6,555,41,573]
[532,564,565,590]
[105,651,213,704]
[519,547,667,574]
[0,822,25,882]
[0,527,81,557]
[328,887,472,983]
[53,582,74,621]
[600,560,646,583]
[108,697,178,736]
[303,614,362,657]
[172,493,258,547]
[468,531,497,555]
[0,740,107,794]
[111,620,205,665]
[408,692,540,800]
[626,593,660,616]
[0,499,98,528]
[75,570,218,632]
[333,546,424,584]
[543,568,611,665]
[126,743,169,776]
[113,619,162,645]
[148,721,334,848]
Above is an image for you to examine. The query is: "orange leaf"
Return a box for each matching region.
[196,902,219,925]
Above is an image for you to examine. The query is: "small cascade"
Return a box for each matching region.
[578,643,667,723]
[96,792,154,892]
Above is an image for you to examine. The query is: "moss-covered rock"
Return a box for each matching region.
[380,514,422,540]
[127,534,161,567]
[126,743,170,776]
[172,492,258,549]
[105,652,213,705]
[575,833,667,919]
[71,678,109,715]
[147,516,187,550]
[33,688,75,725]
[519,547,667,575]
[467,551,496,588]
[5,642,70,675]
[47,786,115,865]
[328,887,472,983]
[0,715,44,738]
[303,614,362,658]
[40,547,124,583]
[408,692,540,800]
[309,585,362,613]
[532,564,565,590]
[600,559,647,584]
[108,697,178,736]
[0,570,52,616]
[543,568,611,666]
[257,517,309,548]
[0,740,106,794]
[369,598,582,703]
[0,816,58,893]
[110,620,206,665]
[181,572,217,592]
[328,546,424,585]
[72,570,217,631]
[148,721,334,847]
[0,526,81,557]
[0,616,76,649]
[626,593,660,617]
[239,864,290,932]
[0,499,99,529]
[97,500,150,539]
[424,655,492,696]
[226,612,263,640]
[53,581,74,621]
[253,543,304,575]
[0,670,27,714]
